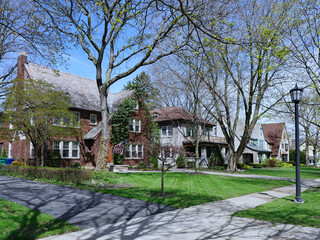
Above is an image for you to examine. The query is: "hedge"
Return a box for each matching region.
[0,165,93,185]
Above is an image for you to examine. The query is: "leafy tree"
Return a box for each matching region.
[3,78,79,166]
[32,0,191,170]
[195,1,294,171]
[124,72,159,110]
[289,149,306,165]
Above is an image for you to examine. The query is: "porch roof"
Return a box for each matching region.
[246,144,272,154]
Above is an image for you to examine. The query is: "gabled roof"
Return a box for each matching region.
[24,63,134,112]
[152,106,215,126]
[262,123,285,156]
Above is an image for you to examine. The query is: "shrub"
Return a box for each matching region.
[48,151,61,167]
[137,161,147,169]
[69,162,81,169]
[149,156,158,169]
[11,161,26,166]
[237,163,244,169]
[208,144,224,168]
[1,147,7,158]
[243,165,252,170]
[289,149,306,164]
[251,163,263,168]
[263,158,282,167]
[113,153,124,165]
[0,165,93,185]
[187,161,196,168]
[283,163,293,167]
[277,161,285,167]
[176,155,186,168]
[215,166,226,170]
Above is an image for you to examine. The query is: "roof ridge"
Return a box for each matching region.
[27,62,96,83]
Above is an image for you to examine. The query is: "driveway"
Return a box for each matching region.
[0,175,175,229]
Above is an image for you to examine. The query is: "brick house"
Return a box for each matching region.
[0,52,150,167]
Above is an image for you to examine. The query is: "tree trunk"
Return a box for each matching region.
[195,140,199,172]
[313,148,318,168]
[96,88,111,171]
[227,151,238,172]
[161,164,164,196]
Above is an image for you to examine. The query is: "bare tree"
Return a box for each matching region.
[196,0,294,171]
[151,53,215,172]
[0,0,67,99]
[33,0,191,170]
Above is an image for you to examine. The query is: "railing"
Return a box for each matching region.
[184,135,227,144]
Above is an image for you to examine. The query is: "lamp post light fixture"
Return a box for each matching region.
[290,84,304,203]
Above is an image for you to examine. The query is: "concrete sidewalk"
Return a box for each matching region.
[41,179,320,240]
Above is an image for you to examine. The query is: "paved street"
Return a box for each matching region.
[0,175,174,229]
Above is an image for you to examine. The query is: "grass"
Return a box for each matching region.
[0,198,79,240]
[240,166,320,179]
[87,172,293,208]
[233,187,320,228]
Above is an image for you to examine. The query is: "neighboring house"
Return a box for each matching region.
[300,141,320,166]
[151,106,227,166]
[242,123,272,165]
[262,123,290,162]
[0,52,149,167]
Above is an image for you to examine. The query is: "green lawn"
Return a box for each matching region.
[0,198,79,240]
[233,187,320,228]
[92,172,293,208]
[240,166,320,179]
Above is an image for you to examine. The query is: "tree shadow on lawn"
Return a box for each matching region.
[4,207,78,240]
[100,186,224,208]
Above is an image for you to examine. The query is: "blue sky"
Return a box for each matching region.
[59,48,144,93]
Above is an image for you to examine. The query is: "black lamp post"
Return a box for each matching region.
[290,84,304,203]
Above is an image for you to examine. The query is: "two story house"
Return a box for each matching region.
[1,52,149,167]
[151,106,227,166]
[262,123,290,162]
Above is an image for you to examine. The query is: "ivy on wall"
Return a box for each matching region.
[111,98,136,164]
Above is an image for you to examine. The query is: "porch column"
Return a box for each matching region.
[201,146,207,167]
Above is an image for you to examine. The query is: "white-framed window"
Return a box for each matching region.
[53,111,80,127]
[213,126,217,136]
[53,141,79,158]
[30,142,34,158]
[134,100,139,110]
[9,116,13,130]
[90,114,97,125]
[161,126,173,136]
[125,144,143,159]
[8,142,12,158]
[129,119,141,133]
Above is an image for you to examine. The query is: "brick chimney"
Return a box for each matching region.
[17,52,27,79]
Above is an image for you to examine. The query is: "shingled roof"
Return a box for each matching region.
[24,63,134,112]
[262,123,285,156]
[152,106,215,126]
